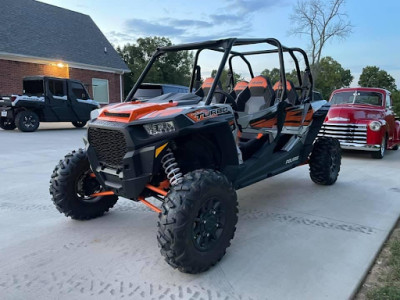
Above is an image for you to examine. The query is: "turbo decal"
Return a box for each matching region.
[187,107,229,122]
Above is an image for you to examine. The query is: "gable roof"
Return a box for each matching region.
[0,0,129,73]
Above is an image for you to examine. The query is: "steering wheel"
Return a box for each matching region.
[212,90,238,110]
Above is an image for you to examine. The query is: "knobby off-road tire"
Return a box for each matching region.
[157,169,238,274]
[72,121,87,128]
[309,137,341,185]
[371,136,387,159]
[49,148,118,220]
[0,118,16,130]
[15,110,40,132]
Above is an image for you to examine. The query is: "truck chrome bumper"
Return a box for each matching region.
[340,142,380,151]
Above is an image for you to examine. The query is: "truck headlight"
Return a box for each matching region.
[369,121,381,131]
[144,121,175,136]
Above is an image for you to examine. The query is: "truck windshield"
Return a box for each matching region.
[330,91,383,106]
[23,80,44,96]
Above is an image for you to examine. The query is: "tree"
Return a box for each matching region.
[314,56,353,99]
[261,68,300,85]
[210,68,244,90]
[117,37,193,96]
[289,0,352,66]
[392,90,400,116]
[358,66,397,91]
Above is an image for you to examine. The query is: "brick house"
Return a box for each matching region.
[0,0,130,104]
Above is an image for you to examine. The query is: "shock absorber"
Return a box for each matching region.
[161,149,183,185]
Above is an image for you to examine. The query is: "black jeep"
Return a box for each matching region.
[0,76,99,132]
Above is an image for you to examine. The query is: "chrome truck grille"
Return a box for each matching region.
[318,123,367,144]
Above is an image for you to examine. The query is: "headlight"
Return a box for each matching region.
[90,109,100,120]
[369,121,381,131]
[144,121,175,136]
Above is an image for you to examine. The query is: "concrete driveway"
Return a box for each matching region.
[1,123,399,299]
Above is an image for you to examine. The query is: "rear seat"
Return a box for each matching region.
[236,75,275,114]
[273,80,299,105]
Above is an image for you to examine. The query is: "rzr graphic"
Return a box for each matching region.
[187,107,229,122]
[49,37,341,274]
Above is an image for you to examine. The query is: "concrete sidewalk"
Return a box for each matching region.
[0,124,399,299]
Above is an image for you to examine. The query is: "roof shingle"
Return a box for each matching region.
[0,0,129,72]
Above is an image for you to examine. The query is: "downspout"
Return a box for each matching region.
[119,73,123,102]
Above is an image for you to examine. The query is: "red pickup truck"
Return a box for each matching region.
[318,87,400,158]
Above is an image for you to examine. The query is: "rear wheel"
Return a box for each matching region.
[0,118,16,130]
[392,145,399,151]
[72,121,87,128]
[49,148,118,220]
[309,137,341,185]
[157,169,238,273]
[15,110,40,132]
[371,136,386,159]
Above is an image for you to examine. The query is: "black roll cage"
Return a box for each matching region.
[125,38,313,105]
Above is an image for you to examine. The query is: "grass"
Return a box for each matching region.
[363,229,400,300]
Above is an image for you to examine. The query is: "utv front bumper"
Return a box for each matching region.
[85,122,165,199]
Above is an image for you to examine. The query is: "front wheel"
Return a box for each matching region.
[0,118,16,130]
[157,169,238,273]
[309,137,341,185]
[15,110,40,132]
[371,136,386,159]
[72,121,87,128]
[49,148,118,220]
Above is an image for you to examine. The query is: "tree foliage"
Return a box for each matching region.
[313,56,353,99]
[260,68,299,85]
[210,68,244,90]
[358,66,397,91]
[392,90,400,116]
[289,0,352,66]
[117,37,193,97]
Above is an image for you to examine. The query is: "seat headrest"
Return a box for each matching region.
[273,80,294,91]
[234,81,248,92]
[202,77,214,89]
[248,76,271,96]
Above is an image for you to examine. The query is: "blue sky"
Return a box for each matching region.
[39,0,400,87]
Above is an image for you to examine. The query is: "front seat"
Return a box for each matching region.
[236,75,275,114]
[195,77,224,103]
[273,80,299,105]
[230,80,248,99]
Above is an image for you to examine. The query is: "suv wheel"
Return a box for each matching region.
[0,118,16,130]
[158,169,238,273]
[49,148,118,220]
[371,136,386,159]
[15,110,40,132]
[309,137,341,185]
[72,121,87,128]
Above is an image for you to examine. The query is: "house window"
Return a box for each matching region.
[92,78,109,104]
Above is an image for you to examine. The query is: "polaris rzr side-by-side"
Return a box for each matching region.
[49,38,341,273]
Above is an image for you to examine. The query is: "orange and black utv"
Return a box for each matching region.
[49,38,341,273]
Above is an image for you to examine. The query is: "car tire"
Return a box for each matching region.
[0,118,16,130]
[309,137,341,185]
[391,144,398,151]
[49,148,118,220]
[371,136,387,159]
[158,169,238,273]
[72,121,87,128]
[15,110,40,132]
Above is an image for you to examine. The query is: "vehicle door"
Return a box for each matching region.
[385,93,395,144]
[68,81,98,121]
[46,78,71,121]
